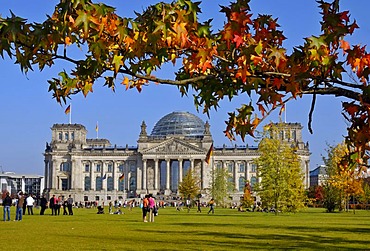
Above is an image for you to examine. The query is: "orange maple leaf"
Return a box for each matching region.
[340,40,350,54]
[233,34,244,48]
[122,77,130,90]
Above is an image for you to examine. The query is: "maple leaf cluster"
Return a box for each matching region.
[1,0,370,167]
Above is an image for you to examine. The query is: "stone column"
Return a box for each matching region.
[112,161,117,190]
[233,160,238,190]
[137,163,142,193]
[178,159,183,183]
[245,161,249,182]
[154,159,159,190]
[71,159,76,190]
[201,160,207,189]
[44,160,49,189]
[90,161,95,191]
[127,171,131,193]
[102,161,107,191]
[142,159,147,191]
[52,159,59,190]
[123,161,130,190]
[190,159,194,171]
[166,159,170,190]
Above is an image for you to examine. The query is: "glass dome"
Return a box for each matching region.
[151,111,205,137]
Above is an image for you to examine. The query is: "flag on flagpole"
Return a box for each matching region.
[102,173,107,180]
[205,143,213,164]
[95,121,99,139]
[65,104,72,124]
[119,173,125,182]
[279,105,285,116]
[65,105,71,114]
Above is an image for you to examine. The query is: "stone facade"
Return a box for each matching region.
[43,112,310,203]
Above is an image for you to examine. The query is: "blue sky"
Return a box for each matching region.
[0,1,368,175]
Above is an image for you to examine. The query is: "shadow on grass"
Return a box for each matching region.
[133,225,370,250]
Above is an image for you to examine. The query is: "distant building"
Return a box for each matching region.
[0,172,44,197]
[309,165,328,187]
[43,111,310,203]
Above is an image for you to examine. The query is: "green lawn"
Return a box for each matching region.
[1,206,369,250]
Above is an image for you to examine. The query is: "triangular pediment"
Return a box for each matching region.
[142,138,205,154]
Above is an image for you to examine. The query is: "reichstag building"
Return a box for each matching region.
[43,111,310,203]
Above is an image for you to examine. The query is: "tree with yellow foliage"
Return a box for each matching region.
[324,142,364,212]
[255,123,306,214]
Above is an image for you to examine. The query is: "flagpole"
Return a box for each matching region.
[284,103,287,123]
[69,103,72,124]
[96,121,99,139]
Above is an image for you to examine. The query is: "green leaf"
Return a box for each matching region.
[255,40,263,55]
[74,10,91,36]
[112,55,123,73]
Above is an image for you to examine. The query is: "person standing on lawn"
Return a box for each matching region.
[2,192,12,221]
[15,192,25,221]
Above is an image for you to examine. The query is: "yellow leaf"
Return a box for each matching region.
[171,53,177,65]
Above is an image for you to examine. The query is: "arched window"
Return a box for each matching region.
[239,177,245,191]
[84,176,91,191]
[107,177,114,191]
[129,177,136,191]
[228,177,234,185]
[96,176,102,191]
[60,162,70,172]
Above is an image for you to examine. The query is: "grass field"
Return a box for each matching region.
[1,206,369,250]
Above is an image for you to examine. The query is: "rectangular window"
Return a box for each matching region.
[239,163,245,173]
[61,162,70,172]
[107,164,113,173]
[251,163,257,173]
[59,132,63,140]
[96,164,101,172]
[118,164,124,173]
[130,162,136,172]
[61,179,68,191]
[71,132,75,140]
[216,162,222,170]
[65,132,69,141]
[227,162,234,173]
[85,164,90,172]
